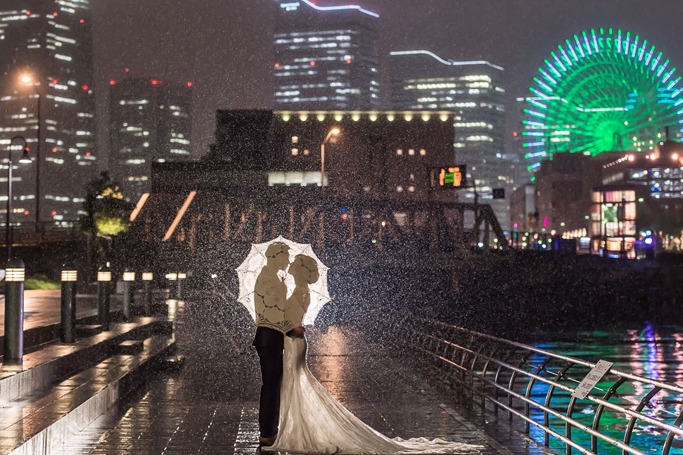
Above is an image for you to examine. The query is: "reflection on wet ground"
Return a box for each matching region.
[56,297,549,454]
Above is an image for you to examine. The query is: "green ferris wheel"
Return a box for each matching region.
[523,28,683,172]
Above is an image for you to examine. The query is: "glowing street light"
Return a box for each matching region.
[320,127,341,193]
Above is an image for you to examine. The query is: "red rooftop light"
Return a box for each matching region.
[310,60,316,66]
[51,79,58,85]
[23,210,29,216]
[151,79,159,85]
[109,80,116,86]
[52,12,58,17]
[25,10,31,15]
[274,63,281,68]
[85,151,91,156]
[80,19,85,24]
[124,67,130,73]
[186,81,193,87]
[82,84,89,91]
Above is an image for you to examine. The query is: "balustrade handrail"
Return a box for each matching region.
[387,315,683,455]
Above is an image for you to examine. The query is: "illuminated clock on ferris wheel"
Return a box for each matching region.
[522,28,683,173]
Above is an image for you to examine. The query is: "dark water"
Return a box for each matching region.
[531,324,683,454]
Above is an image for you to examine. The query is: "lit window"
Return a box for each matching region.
[408,149,415,156]
[396,149,403,156]
[397,186,404,192]
[303,149,310,156]
[420,149,427,156]
[291,148,299,156]
[292,136,299,144]
[408,185,416,192]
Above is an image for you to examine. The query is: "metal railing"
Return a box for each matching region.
[387,316,683,455]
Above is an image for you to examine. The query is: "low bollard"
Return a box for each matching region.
[3,258,25,365]
[60,263,78,343]
[166,272,178,300]
[97,264,112,330]
[122,268,135,321]
[142,271,154,315]
[177,272,186,300]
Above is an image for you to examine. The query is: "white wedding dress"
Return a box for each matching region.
[264,334,482,454]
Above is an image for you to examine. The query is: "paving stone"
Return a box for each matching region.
[52,298,552,454]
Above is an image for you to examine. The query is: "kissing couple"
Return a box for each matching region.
[251,241,481,454]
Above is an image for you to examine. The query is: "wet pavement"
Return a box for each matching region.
[0,290,111,337]
[52,297,551,455]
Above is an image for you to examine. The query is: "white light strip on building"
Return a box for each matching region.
[390,50,504,71]
[299,0,379,18]
[129,192,149,222]
[162,191,196,241]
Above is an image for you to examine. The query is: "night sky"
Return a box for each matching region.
[90,0,683,158]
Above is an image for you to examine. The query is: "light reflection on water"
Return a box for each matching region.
[532,324,683,454]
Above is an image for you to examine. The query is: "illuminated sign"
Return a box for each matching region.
[433,165,467,188]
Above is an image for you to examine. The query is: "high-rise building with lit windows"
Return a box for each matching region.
[109,77,192,202]
[390,50,513,228]
[0,0,96,228]
[274,0,380,110]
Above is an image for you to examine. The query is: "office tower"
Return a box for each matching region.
[274,0,380,110]
[389,50,512,228]
[109,77,192,202]
[0,0,96,228]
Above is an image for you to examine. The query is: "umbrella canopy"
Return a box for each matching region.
[236,236,331,333]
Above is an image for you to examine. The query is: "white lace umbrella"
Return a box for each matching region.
[236,236,331,332]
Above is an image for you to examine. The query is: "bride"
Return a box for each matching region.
[264,254,481,454]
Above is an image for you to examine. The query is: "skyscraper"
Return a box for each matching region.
[389,50,513,228]
[109,77,192,202]
[0,0,96,228]
[273,0,380,110]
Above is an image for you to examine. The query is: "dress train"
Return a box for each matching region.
[264,336,482,454]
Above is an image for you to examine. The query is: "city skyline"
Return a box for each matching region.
[90,0,683,158]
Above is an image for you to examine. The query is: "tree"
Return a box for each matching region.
[80,171,133,277]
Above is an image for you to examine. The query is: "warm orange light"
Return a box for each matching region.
[330,127,341,136]
[20,74,33,85]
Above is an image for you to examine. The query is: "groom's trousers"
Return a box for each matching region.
[254,327,284,438]
[255,346,283,437]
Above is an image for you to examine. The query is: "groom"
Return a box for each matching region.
[253,242,303,447]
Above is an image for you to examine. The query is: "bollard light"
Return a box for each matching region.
[6,266,25,282]
[97,270,112,282]
[4,258,25,364]
[121,267,134,322]
[123,270,136,281]
[142,271,153,315]
[97,263,112,330]
[61,268,78,282]
[60,262,77,343]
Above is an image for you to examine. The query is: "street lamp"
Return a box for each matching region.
[19,74,42,233]
[320,127,341,193]
[6,137,32,259]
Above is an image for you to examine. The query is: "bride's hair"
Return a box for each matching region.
[292,254,319,285]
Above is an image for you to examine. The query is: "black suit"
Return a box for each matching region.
[253,326,284,438]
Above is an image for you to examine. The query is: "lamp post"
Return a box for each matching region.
[6,136,32,259]
[20,74,42,234]
[320,127,341,193]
